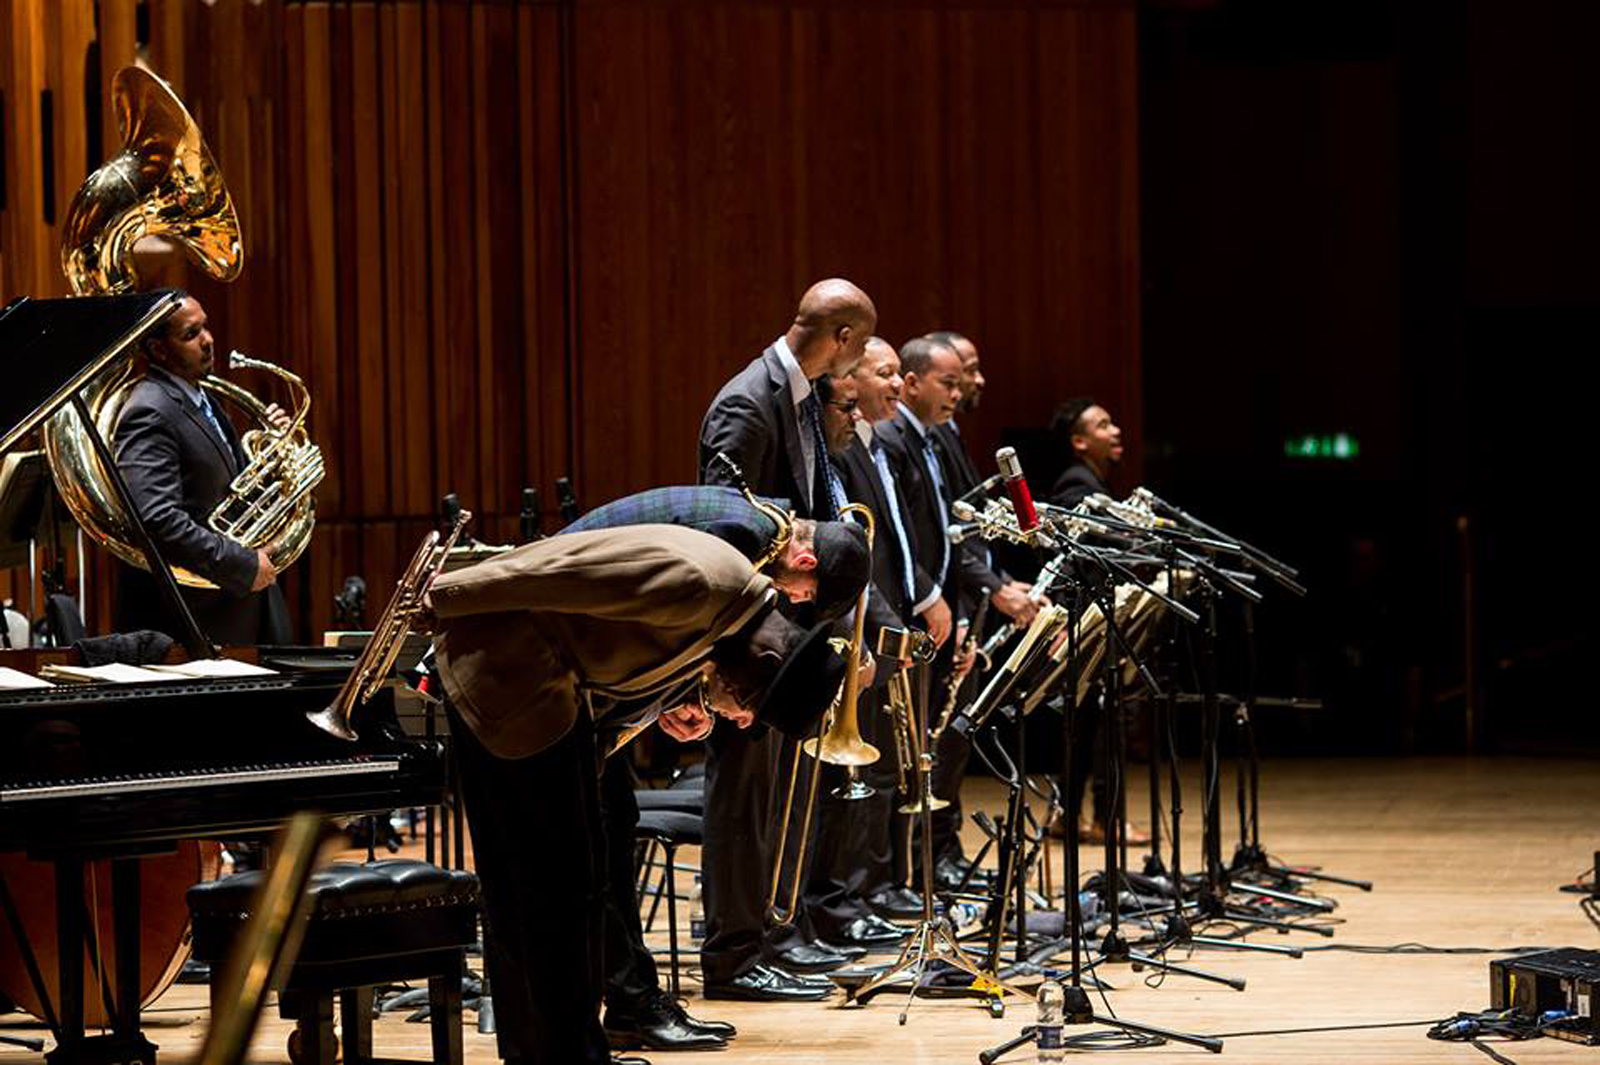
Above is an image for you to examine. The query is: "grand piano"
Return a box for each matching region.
[0,293,447,1065]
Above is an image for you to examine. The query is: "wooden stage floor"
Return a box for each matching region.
[2,755,1595,1063]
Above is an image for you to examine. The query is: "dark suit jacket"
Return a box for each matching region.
[873,413,955,611]
[1050,461,1109,509]
[836,436,933,631]
[698,345,818,519]
[112,370,287,645]
[932,422,1006,606]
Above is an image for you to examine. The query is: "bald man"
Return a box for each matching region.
[700,278,877,522]
[695,279,880,1001]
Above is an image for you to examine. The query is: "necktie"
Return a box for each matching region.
[804,395,840,519]
[918,431,951,584]
[197,393,231,451]
[796,394,818,510]
[871,441,917,605]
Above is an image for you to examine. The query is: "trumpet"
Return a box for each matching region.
[307,510,472,741]
[877,627,948,816]
[766,503,878,927]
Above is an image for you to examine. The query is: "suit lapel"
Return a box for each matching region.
[762,346,811,513]
[154,374,239,475]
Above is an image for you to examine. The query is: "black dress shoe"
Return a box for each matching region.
[604,1007,726,1052]
[607,988,736,1046]
[811,938,868,961]
[612,1056,651,1065]
[774,942,850,973]
[868,886,925,920]
[829,914,909,950]
[703,963,835,1001]
[933,855,993,891]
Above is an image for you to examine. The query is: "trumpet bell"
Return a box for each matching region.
[304,704,358,743]
[801,734,880,767]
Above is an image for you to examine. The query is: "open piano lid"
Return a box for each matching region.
[0,290,181,456]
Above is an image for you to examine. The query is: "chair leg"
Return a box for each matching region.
[664,842,680,999]
[430,969,465,1065]
[636,839,659,898]
[283,990,336,1065]
[643,840,668,933]
[340,986,374,1065]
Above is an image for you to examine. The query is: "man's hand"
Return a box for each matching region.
[991,581,1041,626]
[918,597,953,647]
[856,651,877,689]
[953,640,977,681]
[250,549,278,592]
[658,702,715,742]
[263,402,293,434]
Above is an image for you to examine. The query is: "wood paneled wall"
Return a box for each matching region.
[0,0,1140,641]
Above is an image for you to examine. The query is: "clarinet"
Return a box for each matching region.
[934,597,990,739]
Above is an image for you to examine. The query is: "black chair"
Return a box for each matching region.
[634,810,702,997]
[188,859,479,1065]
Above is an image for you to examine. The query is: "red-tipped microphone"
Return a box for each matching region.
[995,446,1039,535]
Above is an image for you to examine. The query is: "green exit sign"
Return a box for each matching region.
[1285,433,1360,460]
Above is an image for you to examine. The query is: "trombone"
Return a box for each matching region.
[766,503,879,927]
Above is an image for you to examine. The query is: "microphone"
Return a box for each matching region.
[995,447,1039,536]
[519,487,543,543]
[555,477,581,524]
[948,523,982,545]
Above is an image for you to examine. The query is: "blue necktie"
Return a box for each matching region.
[918,431,951,584]
[197,393,231,451]
[804,395,840,519]
[871,440,917,605]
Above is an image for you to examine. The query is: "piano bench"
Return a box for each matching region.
[187,858,480,1065]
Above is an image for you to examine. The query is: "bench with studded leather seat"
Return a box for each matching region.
[187,858,479,1065]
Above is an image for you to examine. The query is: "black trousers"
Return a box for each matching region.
[447,704,610,1064]
[857,687,909,896]
[598,754,659,1012]
[700,724,810,983]
[800,690,891,939]
[925,640,971,866]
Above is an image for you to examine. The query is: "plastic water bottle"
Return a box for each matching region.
[689,877,705,942]
[1036,977,1065,1063]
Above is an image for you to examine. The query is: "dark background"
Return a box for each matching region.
[1137,0,1598,754]
[3,0,1594,756]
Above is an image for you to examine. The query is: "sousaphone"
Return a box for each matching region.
[46,65,319,587]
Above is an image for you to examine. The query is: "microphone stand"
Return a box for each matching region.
[976,557,1223,1061]
[835,631,1034,1022]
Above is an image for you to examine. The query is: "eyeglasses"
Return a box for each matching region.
[824,399,859,415]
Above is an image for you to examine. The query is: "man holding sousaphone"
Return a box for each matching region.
[416,521,866,1065]
[112,291,298,646]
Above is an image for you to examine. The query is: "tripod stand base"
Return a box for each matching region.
[837,917,1033,1023]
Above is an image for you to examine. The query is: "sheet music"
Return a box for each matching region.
[146,658,278,678]
[38,663,178,684]
[0,666,53,690]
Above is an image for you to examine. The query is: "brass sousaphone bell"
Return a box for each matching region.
[47,66,321,588]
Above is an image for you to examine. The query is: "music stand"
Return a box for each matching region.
[0,291,213,659]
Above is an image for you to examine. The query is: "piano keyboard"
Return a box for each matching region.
[1,757,402,803]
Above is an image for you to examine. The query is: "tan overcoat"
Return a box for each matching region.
[430,524,773,758]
